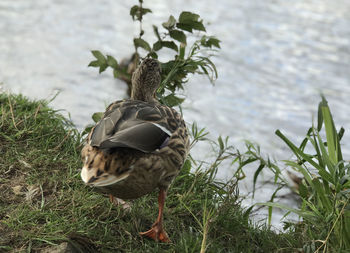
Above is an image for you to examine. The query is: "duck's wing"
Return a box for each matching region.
[89,100,173,153]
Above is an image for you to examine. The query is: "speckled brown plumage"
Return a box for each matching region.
[81,100,188,199]
[80,58,189,242]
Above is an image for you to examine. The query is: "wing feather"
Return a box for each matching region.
[90,100,172,153]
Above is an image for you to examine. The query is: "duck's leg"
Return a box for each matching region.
[139,189,171,243]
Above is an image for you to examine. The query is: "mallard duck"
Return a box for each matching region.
[81,58,189,243]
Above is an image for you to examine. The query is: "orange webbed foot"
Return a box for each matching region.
[139,222,171,243]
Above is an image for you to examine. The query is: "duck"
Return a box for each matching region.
[80,57,190,243]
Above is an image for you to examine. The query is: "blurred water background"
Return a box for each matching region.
[1,0,349,229]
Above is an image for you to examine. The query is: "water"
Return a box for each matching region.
[1,0,350,229]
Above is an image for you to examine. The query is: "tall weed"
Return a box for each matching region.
[255,96,350,252]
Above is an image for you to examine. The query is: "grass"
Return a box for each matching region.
[0,93,300,252]
[253,96,350,253]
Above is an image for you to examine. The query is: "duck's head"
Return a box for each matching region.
[131,58,161,103]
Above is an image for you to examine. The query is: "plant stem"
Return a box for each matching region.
[200,212,210,253]
[138,0,143,39]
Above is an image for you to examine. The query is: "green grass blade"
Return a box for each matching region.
[275,130,323,172]
[256,202,314,220]
[309,129,325,169]
[317,99,324,131]
[322,106,337,164]
[252,163,265,198]
[284,161,314,188]
[316,133,335,181]
[300,198,322,218]
[267,185,284,226]
[320,96,343,165]
[299,127,313,152]
[312,178,332,212]
[338,127,345,142]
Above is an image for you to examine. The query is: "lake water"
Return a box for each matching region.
[1,0,349,229]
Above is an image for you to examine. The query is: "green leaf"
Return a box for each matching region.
[179,11,200,23]
[153,41,162,51]
[190,21,206,32]
[169,30,187,44]
[321,96,342,165]
[176,23,193,32]
[299,182,309,199]
[106,55,118,69]
[201,36,221,48]
[162,15,176,30]
[140,7,152,16]
[130,6,151,21]
[217,136,224,151]
[161,41,178,52]
[113,69,120,78]
[134,38,152,52]
[313,136,325,169]
[196,56,218,83]
[312,177,332,212]
[153,25,161,40]
[183,63,198,73]
[243,206,254,223]
[162,94,184,107]
[299,127,313,151]
[276,129,323,171]
[316,132,335,179]
[88,60,100,67]
[176,21,206,32]
[89,50,108,73]
[92,112,103,123]
[130,5,139,20]
[207,37,221,48]
[91,50,106,63]
[177,11,206,32]
[99,63,108,74]
[252,163,265,197]
[317,100,324,131]
[238,157,258,169]
[267,185,284,226]
[338,127,345,141]
[147,52,158,59]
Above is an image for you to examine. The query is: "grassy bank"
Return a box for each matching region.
[0,93,300,252]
